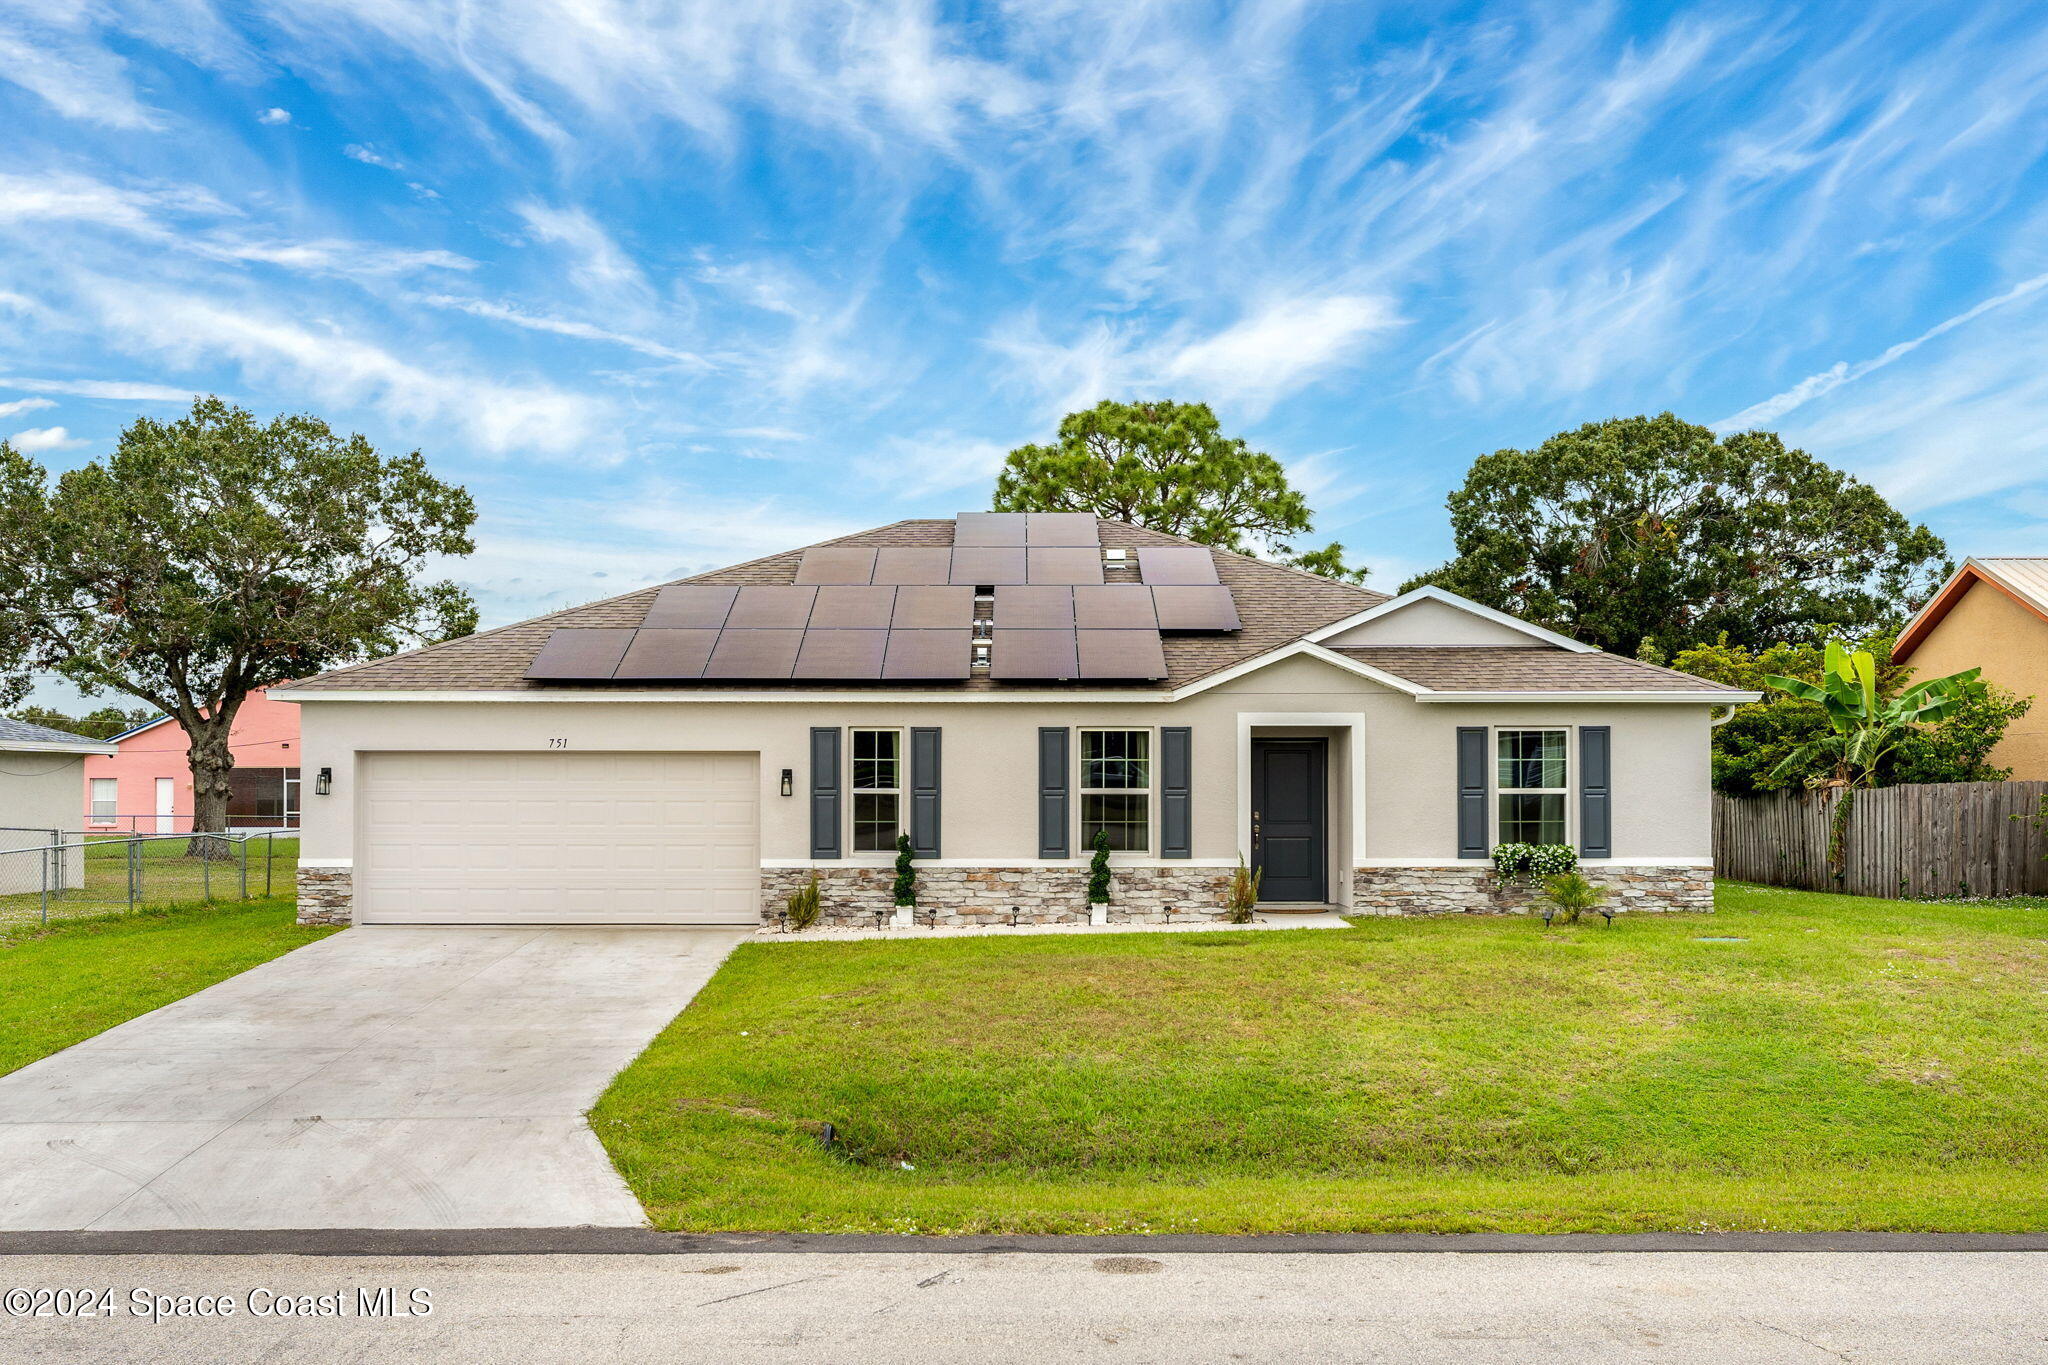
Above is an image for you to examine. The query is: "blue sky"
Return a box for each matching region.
[7,2,2048,708]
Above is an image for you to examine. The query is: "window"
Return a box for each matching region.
[850,729,902,852]
[227,767,303,828]
[89,778,117,820]
[1081,729,1151,852]
[1496,729,1568,845]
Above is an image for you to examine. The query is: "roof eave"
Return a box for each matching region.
[0,739,120,755]
[1411,689,1762,704]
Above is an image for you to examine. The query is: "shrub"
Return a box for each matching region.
[1535,870,1609,925]
[892,834,917,907]
[784,875,822,931]
[1491,842,1577,885]
[1225,856,1261,924]
[1087,829,1113,905]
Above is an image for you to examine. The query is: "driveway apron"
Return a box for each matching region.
[0,926,745,1230]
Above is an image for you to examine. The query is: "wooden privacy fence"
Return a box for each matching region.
[1714,781,2048,899]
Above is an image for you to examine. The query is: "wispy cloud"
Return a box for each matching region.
[0,377,194,402]
[1716,271,2048,430]
[257,106,291,125]
[0,397,56,419]
[10,425,84,453]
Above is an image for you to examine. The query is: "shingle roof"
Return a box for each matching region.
[280,519,1391,694]
[1334,646,1748,694]
[0,716,113,748]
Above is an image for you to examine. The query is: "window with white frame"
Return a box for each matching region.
[89,778,117,820]
[1496,729,1569,845]
[1080,728,1151,852]
[850,728,902,852]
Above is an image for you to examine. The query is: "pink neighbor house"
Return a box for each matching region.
[82,686,303,833]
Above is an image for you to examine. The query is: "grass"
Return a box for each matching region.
[0,895,336,1076]
[594,882,2048,1234]
[0,834,298,929]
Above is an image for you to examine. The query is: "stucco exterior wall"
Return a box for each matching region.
[0,754,93,833]
[1899,580,2048,780]
[290,653,1716,897]
[81,686,303,831]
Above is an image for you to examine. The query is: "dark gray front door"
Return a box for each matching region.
[1252,738,1327,903]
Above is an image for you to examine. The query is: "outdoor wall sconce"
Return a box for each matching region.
[780,768,794,797]
[314,767,332,796]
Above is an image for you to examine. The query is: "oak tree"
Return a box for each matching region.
[1405,413,1949,656]
[992,399,1366,581]
[0,397,478,837]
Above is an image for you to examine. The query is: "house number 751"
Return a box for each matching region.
[547,737,569,748]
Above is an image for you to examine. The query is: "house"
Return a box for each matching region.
[1891,557,2048,780]
[275,515,1755,929]
[82,686,304,834]
[0,719,117,895]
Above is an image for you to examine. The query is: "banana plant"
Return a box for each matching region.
[1764,641,1983,789]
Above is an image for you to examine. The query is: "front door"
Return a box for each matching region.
[154,777,176,834]
[1252,738,1327,903]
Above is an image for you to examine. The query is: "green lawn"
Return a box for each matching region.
[0,896,336,1076]
[595,883,2048,1234]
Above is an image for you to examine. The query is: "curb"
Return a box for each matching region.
[6,1229,2048,1256]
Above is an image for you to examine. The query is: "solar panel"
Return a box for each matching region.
[1025,512,1101,546]
[1150,585,1242,632]
[809,585,896,628]
[993,586,1075,629]
[953,512,1029,546]
[881,629,973,679]
[891,585,976,629]
[703,629,803,679]
[1073,584,1158,629]
[524,628,634,680]
[989,628,1079,680]
[725,585,819,629]
[794,547,878,585]
[614,628,719,679]
[793,629,889,680]
[871,547,954,585]
[1136,546,1220,585]
[1025,547,1105,585]
[1076,629,1169,679]
[948,547,1028,585]
[640,585,737,630]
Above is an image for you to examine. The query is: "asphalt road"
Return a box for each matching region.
[4,1250,2045,1363]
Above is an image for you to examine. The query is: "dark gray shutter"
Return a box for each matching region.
[910,727,941,858]
[1160,726,1192,858]
[1456,726,1489,858]
[1038,727,1069,858]
[809,727,841,859]
[1579,725,1612,858]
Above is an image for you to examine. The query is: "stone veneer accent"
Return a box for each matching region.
[760,864,1237,931]
[297,866,354,926]
[1351,864,1713,916]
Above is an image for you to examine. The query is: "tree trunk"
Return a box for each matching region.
[185,722,236,858]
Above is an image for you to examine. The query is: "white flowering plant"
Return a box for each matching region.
[1491,842,1578,885]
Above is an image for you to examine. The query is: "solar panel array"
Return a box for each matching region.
[526,512,1243,683]
[526,583,974,681]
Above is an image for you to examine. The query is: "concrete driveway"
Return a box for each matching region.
[0,926,745,1231]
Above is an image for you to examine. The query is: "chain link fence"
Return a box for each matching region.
[0,830,299,930]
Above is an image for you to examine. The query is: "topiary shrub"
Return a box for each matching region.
[1087,829,1113,905]
[892,833,917,907]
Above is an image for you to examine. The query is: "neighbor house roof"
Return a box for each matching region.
[1893,557,2048,661]
[278,517,1743,700]
[1331,647,1752,695]
[0,717,119,755]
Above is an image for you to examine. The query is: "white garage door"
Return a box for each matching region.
[356,751,759,925]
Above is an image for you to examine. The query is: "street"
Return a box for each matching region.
[4,1250,2044,1363]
